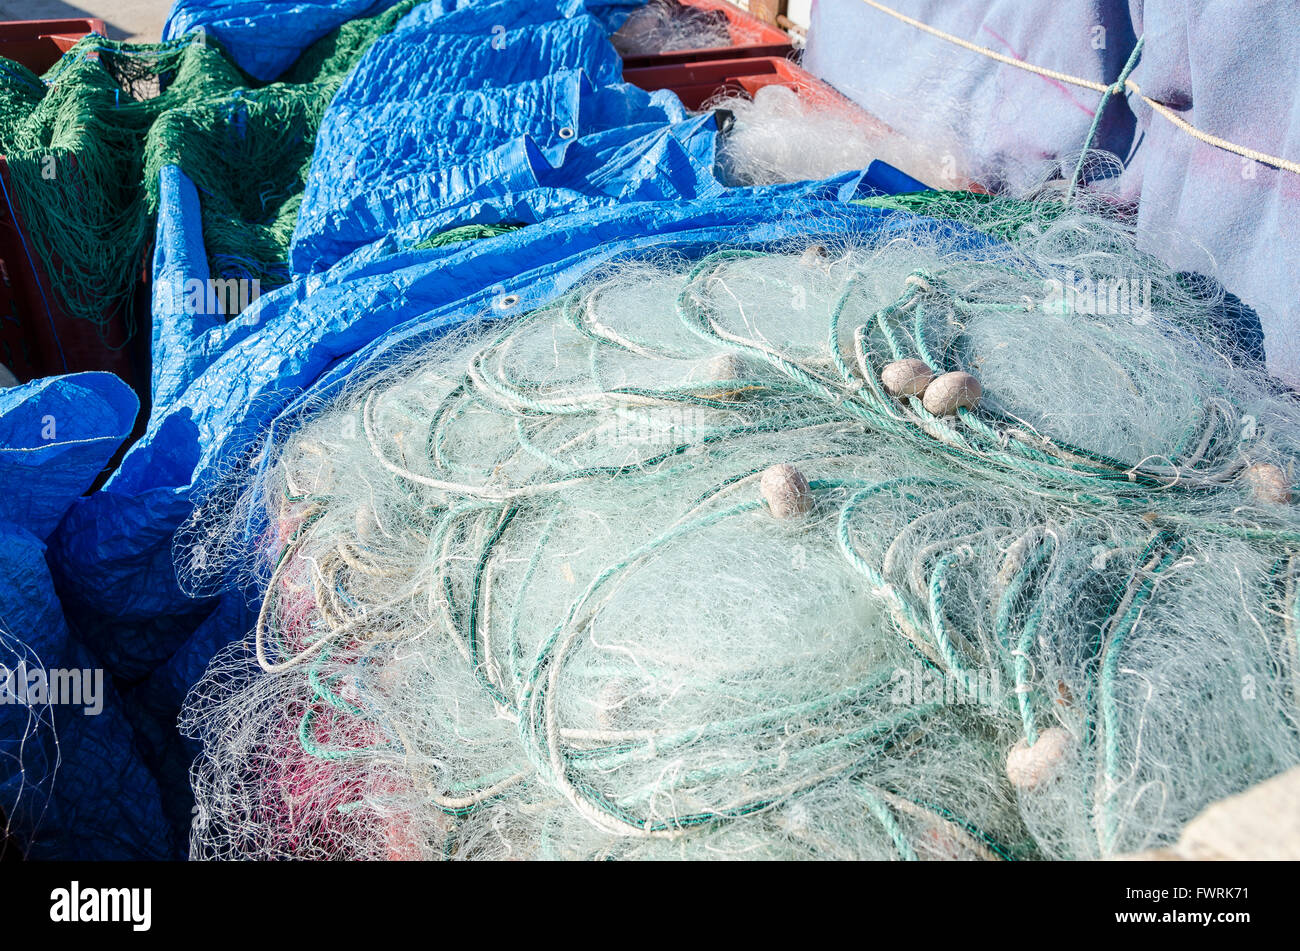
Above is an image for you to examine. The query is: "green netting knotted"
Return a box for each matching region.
[0,0,424,337]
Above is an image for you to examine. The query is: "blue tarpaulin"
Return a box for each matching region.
[0,373,171,860]
[288,2,724,273]
[164,0,419,82]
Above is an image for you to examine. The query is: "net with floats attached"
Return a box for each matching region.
[179,201,1300,860]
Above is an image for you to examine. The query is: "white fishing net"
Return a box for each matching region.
[714,83,951,187]
[0,630,58,856]
[179,203,1300,860]
[612,0,746,56]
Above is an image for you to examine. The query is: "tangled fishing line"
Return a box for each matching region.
[612,0,742,57]
[179,202,1300,860]
[713,83,950,188]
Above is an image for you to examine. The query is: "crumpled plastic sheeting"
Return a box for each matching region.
[0,374,169,860]
[0,374,137,542]
[290,2,721,273]
[164,0,422,81]
[804,0,1139,192]
[292,113,721,273]
[398,0,648,34]
[1117,0,1300,387]
[300,69,684,208]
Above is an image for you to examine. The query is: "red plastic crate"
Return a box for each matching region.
[0,18,151,387]
[0,157,147,386]
[0,18,104,75]
[626,56,895,136]
[619,0,793,69]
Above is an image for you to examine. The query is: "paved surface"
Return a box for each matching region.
[1,0,172,43]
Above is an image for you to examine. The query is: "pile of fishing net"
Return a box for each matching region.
[713,83,949,188]
[179,199,1300,860]
[612,0,741,56]
[0,0,421,333]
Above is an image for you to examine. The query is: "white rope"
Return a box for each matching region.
[856,0,1300,175]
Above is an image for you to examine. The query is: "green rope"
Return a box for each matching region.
[1066,35,1146,203]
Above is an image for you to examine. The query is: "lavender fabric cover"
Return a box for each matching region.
[805,0,1139,193]
[806,0,1297,383]
[1118,0,1300,386]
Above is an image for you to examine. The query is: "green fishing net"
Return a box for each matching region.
[410,223,527,252]
[0,0,424,337]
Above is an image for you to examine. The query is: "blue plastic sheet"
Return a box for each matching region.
[0,373,167,859]
[289,4,722,273]
[163,0,648,80]
[165,0,425,81]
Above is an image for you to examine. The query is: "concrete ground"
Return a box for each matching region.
[1,0,173,43]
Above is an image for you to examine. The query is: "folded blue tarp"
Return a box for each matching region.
[0,374,171,860]
[288,1,721,273]
[164,0,431,81]
[292,115,720,274]
[163,0,648,81]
